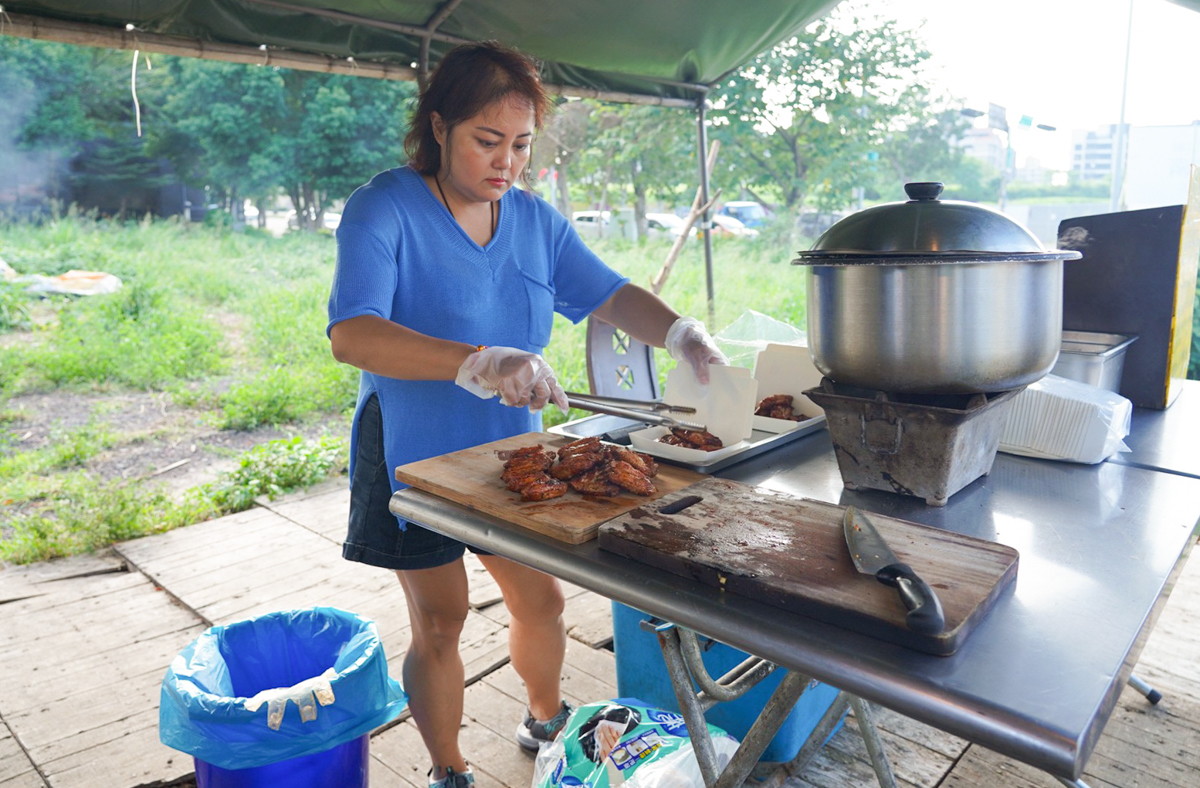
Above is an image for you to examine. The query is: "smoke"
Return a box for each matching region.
[0,70,69,217]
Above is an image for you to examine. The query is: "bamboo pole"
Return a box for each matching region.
[651,140,721,295]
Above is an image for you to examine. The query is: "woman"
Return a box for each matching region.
[327,41,725,788]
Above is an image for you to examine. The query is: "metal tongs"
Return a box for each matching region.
[564,391,707,433]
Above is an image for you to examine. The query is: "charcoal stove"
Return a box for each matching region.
[803,378,1022,506]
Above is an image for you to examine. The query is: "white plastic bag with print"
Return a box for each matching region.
[531,699,739,788]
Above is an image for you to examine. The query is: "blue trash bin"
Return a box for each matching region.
[159,607,408,787]
[612,602,844,763]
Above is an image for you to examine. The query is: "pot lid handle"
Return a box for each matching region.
[904,182,944,201]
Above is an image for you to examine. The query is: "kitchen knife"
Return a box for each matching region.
[843,506,945,635]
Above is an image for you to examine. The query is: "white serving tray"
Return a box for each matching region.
[550,412,826,474]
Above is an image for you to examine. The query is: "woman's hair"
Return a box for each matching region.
[405,41,549,180]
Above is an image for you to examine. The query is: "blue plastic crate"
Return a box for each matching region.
[611,601,844,763]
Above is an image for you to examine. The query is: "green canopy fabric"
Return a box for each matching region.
[2,0,843,103]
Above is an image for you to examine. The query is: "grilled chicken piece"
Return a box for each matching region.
[500,444,550,463]
[502,454,554,474]
[754,394,793,415]
[665,427,723,451]
[605,459,657,496]
[756,393,808,421]
[502,467,552,492]
[550,450,604,480]
[568,467,622,497]
[558,436,601,459]
[520,477,568,501]
[605,445,657,477]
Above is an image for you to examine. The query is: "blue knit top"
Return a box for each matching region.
[327,166,628,526]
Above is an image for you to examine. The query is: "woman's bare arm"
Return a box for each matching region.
[329,315,476,380]
[589,283,681,347]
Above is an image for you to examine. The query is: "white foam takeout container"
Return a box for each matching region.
[627,365,758,464]
[750,342,826,433]
[627,350,828,469]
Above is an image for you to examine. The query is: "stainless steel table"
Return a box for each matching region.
[1109,379,1200,479]
[390,385,1200,782]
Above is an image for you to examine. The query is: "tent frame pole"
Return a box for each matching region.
[696,97,716,326]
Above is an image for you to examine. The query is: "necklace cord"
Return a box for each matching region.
[435,174,495,230]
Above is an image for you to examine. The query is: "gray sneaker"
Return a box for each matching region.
[429,766,474,788]
[516,701,574,752]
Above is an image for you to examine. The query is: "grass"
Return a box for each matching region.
[0,435,348,564]
[0,213,813,563]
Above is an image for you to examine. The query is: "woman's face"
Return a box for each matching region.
[434,97,535,203]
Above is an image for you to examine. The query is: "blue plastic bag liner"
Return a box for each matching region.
[532,699,740,788]
[159,607,407,771]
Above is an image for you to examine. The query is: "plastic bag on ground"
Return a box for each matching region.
[159,607,408,770]
[532,699,740,788]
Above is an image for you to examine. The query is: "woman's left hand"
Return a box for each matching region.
[455,346,569,412]
[665,317,728,384]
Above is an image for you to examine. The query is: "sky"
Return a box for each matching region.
[886,0,1200,170]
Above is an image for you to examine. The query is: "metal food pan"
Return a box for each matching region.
[1051,331,1137,392]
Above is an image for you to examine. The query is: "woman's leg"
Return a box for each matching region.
[477,554,566,720]
[397,561,471,779]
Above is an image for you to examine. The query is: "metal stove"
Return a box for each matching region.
[803,378,1022,506]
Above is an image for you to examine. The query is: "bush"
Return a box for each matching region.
[200,435,348,512]
[0,281,32,330]
[218,363,357,429]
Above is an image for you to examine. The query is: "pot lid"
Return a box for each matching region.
[792,182,1082,265]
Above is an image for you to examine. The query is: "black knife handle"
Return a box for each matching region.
[876,563,945,635]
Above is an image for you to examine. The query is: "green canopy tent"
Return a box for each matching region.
[1,0,847,317]
[5,0,1200,310]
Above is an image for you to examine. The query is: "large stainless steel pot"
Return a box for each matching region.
[792,182,1082,394]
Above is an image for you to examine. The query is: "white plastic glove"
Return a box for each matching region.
[455,346,569,413]
[665,316,728,385]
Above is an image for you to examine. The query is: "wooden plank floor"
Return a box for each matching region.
[0,484,1196,788]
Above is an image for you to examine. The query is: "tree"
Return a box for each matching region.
[541,100,697,234]
[153,60,290,222]
[153,61,415,229]
[707,2,945,213]
[870,101,973,202]
[69,137,173,219]
[588,103,698,235]
[533,99,591,217]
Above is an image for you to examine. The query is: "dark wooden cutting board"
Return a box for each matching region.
[598,477,1019,655]
[395,432,705,544]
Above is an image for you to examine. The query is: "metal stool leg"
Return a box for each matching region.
[848,696,898,788]
[655,623,811,788]
[1057,778,1093,788]
[1128,672,1163,704]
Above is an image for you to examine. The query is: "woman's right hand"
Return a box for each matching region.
[455,346,569,412]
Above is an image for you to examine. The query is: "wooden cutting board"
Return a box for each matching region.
[598,477,1019,655]
[395,432,705,544]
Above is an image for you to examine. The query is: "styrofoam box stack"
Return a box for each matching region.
[998,374,1133,465]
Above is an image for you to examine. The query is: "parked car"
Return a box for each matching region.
[711,214,760,238]
[571,210,610,239]
[645,212,696,240]
[718,200,768,228]
[797,211,846,239]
